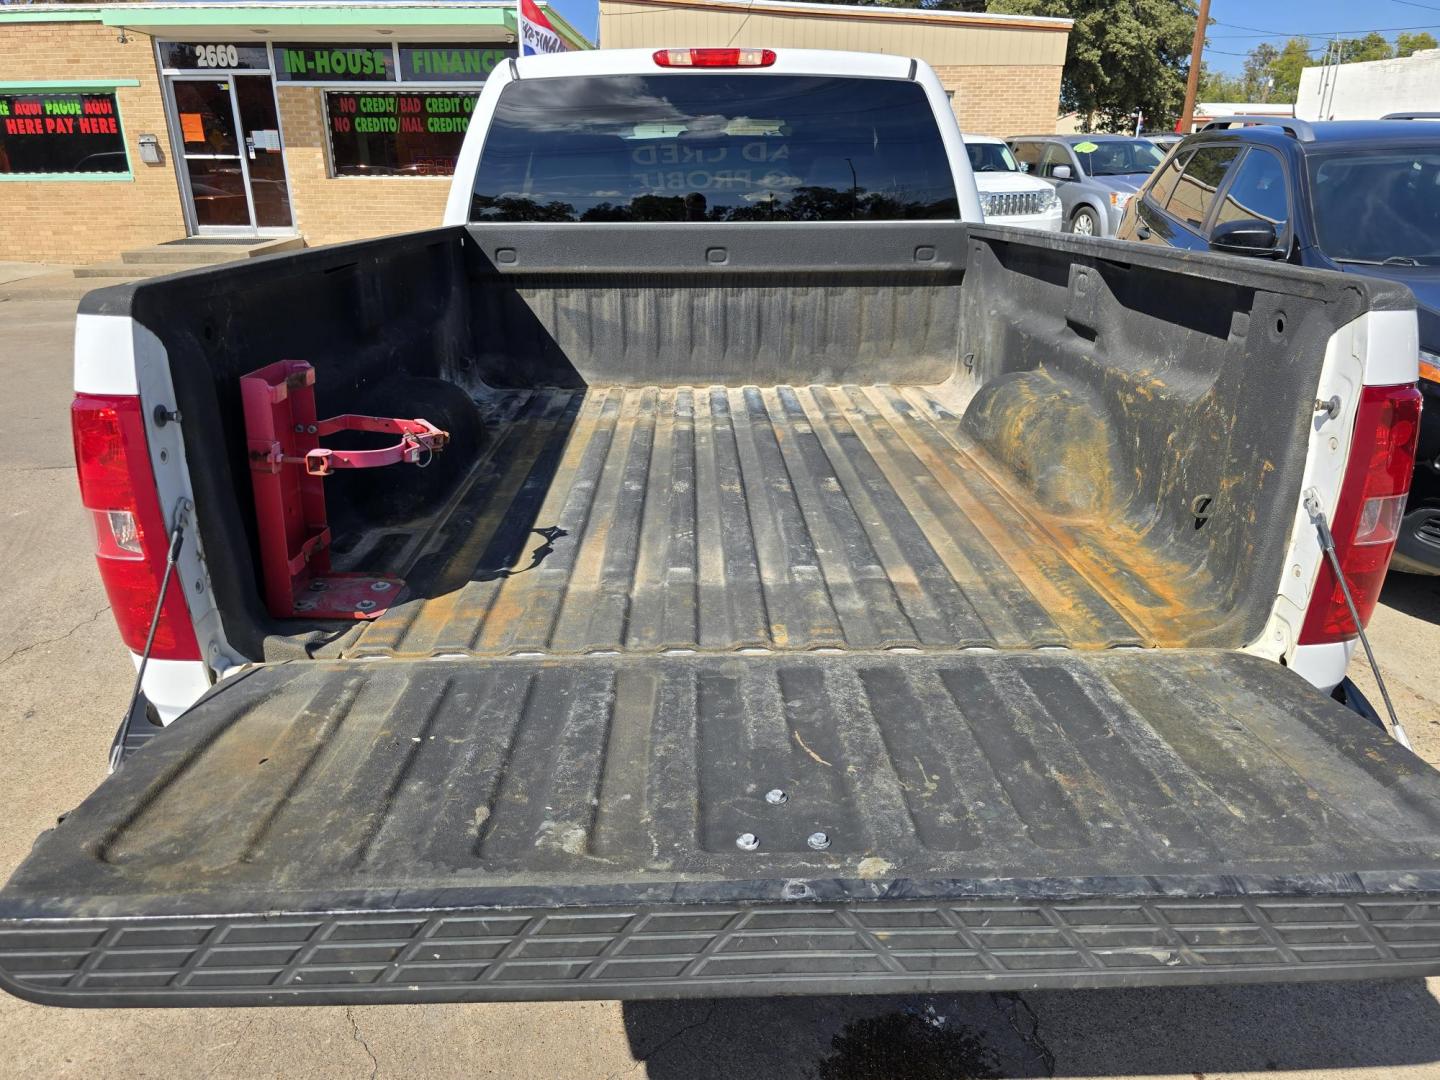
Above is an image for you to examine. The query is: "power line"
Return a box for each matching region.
[1210,19,1440,38]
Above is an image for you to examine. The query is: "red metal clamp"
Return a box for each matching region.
[299,416,449,476]
[239,360,451,620]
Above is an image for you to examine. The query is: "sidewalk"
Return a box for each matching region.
[0,261,70,286]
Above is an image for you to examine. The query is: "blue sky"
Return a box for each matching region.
[546,0,1440,68]
[1203,0,1440,72]
[549,0,600,44]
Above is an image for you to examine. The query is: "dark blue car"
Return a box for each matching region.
[1117,116,1440,573]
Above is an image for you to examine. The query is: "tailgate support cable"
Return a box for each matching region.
[109,497,192,773]
[1302,490,1411,750]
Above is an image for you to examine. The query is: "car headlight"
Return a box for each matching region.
[1422,349,1440,384]
[979,191,998,216]
[1109,191,1133,210]
[1036,188,1060,212]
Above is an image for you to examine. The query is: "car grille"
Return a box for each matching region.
[986,191,1049,217]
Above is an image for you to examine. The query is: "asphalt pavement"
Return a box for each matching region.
[2,280,1440,1079]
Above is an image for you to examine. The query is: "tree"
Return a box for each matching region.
[1197,64,1244,103]
[1396,31,1439,58]
[1241,42,1280,100]
[1270,37,1313,103]
[1336,32,1393,64]
[986,0,1197,130]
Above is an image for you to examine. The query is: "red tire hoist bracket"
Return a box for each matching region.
[241,360,449,620]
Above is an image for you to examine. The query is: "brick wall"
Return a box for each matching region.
[934,64,1064,137]
[275,87,450,246]
[0,23,186,264]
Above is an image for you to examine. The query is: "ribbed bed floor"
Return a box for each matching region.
[343,384,1219,659]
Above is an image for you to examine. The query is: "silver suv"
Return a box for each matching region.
[1007,134,1168,236]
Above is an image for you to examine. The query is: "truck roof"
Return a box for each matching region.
[511,46,917,81]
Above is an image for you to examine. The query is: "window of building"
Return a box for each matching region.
[326,90,475,177]
[469,74,959,222]
[0,89,129,179]
[1166,145,1241,229]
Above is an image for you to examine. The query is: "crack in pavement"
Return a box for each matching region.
[202,1018,256,1080]
[346,1006,380,1080]
[994,991,1057,1077]
[0,605,110,671]
[607,1002,719,1079]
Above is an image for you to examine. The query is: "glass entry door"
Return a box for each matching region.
[171,75,292,233]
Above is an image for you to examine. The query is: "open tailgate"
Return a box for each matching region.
[5,649,1440,1006]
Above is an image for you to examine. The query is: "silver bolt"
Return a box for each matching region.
[765,789,788,805]
[294,599,316,612]
[370,580,393,592]
[307,424,318,434]
[807,831,831,850]
[736,832,759,851]
[356,599,378,611]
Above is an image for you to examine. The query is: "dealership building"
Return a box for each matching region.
[601,0,1070,137]
[0,0,1068,265]
[0,1,589,263]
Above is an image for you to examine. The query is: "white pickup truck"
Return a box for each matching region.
[2,48,1437,1008]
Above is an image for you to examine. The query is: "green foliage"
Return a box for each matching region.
[1396,31,1439,58]
[987,0,1197,130]
[1241,42,1281,100]
[1336,32,1393,64]
[1269,37,1313,103]
[1197,64,1244,103]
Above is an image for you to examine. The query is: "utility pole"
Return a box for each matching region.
[1179,0,1211,134]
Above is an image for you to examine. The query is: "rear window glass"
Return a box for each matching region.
[469,74,959,222]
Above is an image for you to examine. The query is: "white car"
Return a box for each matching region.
[963,133,1063,231]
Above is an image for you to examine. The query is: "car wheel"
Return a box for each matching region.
[1069,207,1100,236]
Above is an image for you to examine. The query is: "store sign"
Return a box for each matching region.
[398,45,514,82]
[158,41,270,71]
[326,90,475,176]
[275,44,395,83]
[0,91,127,175]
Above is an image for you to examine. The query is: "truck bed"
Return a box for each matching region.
[336,381,1217,661]
[15,224,1440,1007]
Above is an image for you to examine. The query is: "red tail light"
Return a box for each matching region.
[653,48,776,68]
[72,394,200,660]
[1300,383,1422,644]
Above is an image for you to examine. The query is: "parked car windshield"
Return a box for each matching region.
[1073,139,1166,176]
[1308,148,1440,264]
[966,141,1020,173]
[470,74,960,222]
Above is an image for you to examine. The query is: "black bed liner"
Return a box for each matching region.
[5,649,1440,1005]
[333,382,1219,661]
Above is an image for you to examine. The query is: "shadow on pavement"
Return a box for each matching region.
[624,979,1440,1078]
[1380,571,1440,623]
